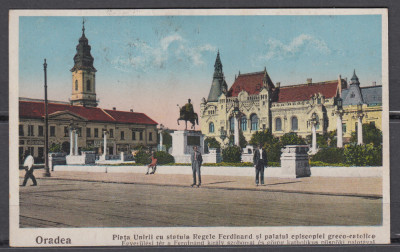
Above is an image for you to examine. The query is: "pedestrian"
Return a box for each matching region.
[253,143,267,186]
[190,146,202,187]
[146,153,157,175]
[21,153,37,186]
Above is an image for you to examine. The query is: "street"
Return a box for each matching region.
[19,178,382,227]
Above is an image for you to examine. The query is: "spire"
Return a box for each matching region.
[82,18,85,35]
[213,50,223,79]
[71,20,96,72]
[351,69,360,85]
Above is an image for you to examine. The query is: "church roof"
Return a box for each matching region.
[19,100,158,125]
[273,80,340,103]
[227,70,275,97]
[70,21,96,72]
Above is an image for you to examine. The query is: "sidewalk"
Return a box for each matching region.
[19,170,382,198]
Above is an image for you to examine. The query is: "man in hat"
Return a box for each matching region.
[190,146,202,187]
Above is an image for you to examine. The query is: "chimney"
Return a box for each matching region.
[372,81,376,86]
[276,82,281,88]
[113,107,116,110]
[307,78,312,84]
[130,109,133,112]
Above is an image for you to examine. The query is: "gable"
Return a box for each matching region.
[48,110,88,121]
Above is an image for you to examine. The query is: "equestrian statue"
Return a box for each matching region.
[177,99,198,130]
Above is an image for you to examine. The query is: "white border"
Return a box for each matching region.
[9,8,390,247]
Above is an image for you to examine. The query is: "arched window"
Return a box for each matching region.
[276,118,282,131]
[291,116,298,131]
[229,117,235,132]
[209,122,214,133]
[240,116,247,131]
[315,115,320,130]
[87,80,91,91]
[75,80,78,91]
[250,114,259,131]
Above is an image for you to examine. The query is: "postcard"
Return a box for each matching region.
[9,9,389,247]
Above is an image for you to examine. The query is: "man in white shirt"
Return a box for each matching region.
[21,153,37,186]
[253,143,267,186]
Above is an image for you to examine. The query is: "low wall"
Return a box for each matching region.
[53,165,382,178]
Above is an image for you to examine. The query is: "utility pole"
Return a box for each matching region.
[43,59,51,177]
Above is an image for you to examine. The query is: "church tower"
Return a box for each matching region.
[207,51,227,102]
[70,20,98,107]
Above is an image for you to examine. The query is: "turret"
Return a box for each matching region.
[207,51,226,102]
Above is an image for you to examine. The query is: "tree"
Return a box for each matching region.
[222,145,242,163]
[157,131,172,151]
[306,131,337,148]
[350,123,382,147]
[280,132,305,146]
[205,137,221,149]
[249,129,282,162]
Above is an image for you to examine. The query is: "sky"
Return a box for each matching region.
[19,15,382,130]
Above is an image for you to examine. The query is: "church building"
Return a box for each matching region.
[200,52,382,144]
[19,22,158,162]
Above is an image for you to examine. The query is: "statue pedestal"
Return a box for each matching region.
[280,145,311,178]
[171,130,204,163]
[203,148,222,163]
[66,151,96,165]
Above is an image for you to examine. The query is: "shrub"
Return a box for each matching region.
[310,161,350,167]
[280,132,305,146]
[311,147,345,164]
[134,150,151,164]
[158,131,172,151]
[350,123,382,147]
[222,146,242,163]
[205,137,221,149]
[249,129,282,162]
[153,151,175,165]
[49,143,62,153]
[228,130,248,148]
[343,143,382,166]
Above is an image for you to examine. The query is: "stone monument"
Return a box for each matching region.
[280,145,311,178]
[171,130,204,163]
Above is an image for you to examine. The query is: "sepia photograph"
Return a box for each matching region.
[9,9,389,246]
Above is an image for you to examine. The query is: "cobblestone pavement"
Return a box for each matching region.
[19,177,382,228]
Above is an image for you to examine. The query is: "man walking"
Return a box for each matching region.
[21,153,37,186]
[253,143,267,186]
[191,146,202,187]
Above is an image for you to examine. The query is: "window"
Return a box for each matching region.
[121,131,125,140]
[209,122,215,133]
[38,147,44,159]
[291,117,298,131]
[64,126,69,137]
[28,125,34,136]
[28,147,34,156]
[241,116,247,131]
[86,128,91,137]
[94,128,99,138]
[140,132,143,141]
[19,125,24,136]
[315,115,320,130]
[109,129,114,138]
[276,118,282,131]
[355,123,358,134]
[50,126,55,137]
[229,117,235,132]
[149,132,153,141]
[317,98,321,104]
[342,123,347,133]
[250,114,259,131]
[38,126,44,137]
[132,130,136,140]
[77,127,82,137]
[75,80,78,91]
[87,80,91,91]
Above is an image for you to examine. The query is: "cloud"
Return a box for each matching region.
[111,33,215,72]
[261,34,331,61]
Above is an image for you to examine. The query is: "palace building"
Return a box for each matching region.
[200,52,382,143]
[19,22,158,162]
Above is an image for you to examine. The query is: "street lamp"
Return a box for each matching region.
[220,128,227,141]
[43,59,50,177]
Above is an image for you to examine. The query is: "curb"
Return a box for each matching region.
[33,176,382,199]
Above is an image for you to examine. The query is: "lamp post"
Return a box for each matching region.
[69,120,77,156]
[158,124,165,151]
[232,99,241,146]
[43,59,50,177]
[356,104,364,145]
[220,128,227,147]
[310,113,318,154]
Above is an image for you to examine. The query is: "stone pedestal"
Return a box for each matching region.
[48,153,66,171]
[66,151,96,165]
[171,130,205,163]
[203,148,222,163]
[241,145,254,163]
[280,145,311,178]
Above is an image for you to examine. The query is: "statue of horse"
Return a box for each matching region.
[177,100,198,130]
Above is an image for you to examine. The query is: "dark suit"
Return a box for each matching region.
[191,150,203,185]
[253,148,267,185]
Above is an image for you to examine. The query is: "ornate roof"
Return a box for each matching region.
[227,69,275,97]
[70,20,96,72]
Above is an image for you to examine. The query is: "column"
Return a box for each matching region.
[159,131,163,151]
[103,131,107,156]
[74,130,78,155]
[69,129,74,155]
[234,116,239,146]
[311,123,317,154]
[357,116,363,145]
[336,114,343,148]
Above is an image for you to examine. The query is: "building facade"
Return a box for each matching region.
[19,23,158,162]
[200,53,382,144]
